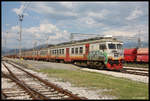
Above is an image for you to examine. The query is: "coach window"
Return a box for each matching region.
[59,49,61,54]
[72,48,74,54]
[53,50,54,54]
[62,49,64,54]
[75,48,78,54]
[80,47,83,54]
[54,50,56,54]
[56,50,58,55]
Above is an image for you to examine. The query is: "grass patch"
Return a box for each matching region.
[37,68,148,99]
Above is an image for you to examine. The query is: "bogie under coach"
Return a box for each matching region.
[10,36,124,70]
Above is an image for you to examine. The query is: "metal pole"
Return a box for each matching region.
[137,30,141,48]
[19,14,23,59]
[47,37,49,48]
[4,32,8,49]
[4,31,8,56]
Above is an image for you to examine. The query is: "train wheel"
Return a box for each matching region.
[97,62,105,70]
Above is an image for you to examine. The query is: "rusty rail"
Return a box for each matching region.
[2,62,50,100]
[3,60,87,100]
[1,91,7,99]
[120,68,148,76]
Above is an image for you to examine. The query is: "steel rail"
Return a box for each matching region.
[1,91,7,99]
[2,72,40,100]
[120,69,148,76]
[5,60,87,100]
[2,62,49,100]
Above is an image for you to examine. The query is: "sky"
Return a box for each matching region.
[2,1,149,49]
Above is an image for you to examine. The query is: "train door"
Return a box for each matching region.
[84,43,89,59]
[65,48,71,62]
[85,44,89,55]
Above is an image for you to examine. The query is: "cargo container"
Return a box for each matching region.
[124,48,137,62]
[136,48,149,62]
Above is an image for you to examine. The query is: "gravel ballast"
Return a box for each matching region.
[13,59,149,84]
[3,58,148,99]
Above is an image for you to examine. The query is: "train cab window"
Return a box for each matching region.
[62,49,64,54]
[79,47,83,54]
[72,48,74,54]
[75,48,78,54]
[108,43,116,49]
[99,44,106,50]
[117,44,123,49]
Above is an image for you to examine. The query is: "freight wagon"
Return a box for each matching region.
[136,48,149,63]
[124,48,137,62]
[124,48,149,63]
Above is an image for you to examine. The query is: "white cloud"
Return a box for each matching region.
[12,2,29,15]
[8,2,148,48]
[24,23,70,44]
[77,16,104,29]
[29,3,54,14]
[102,23,148,43]
[103,30,135,37]
[29,2,78,18]
[11,25,19,31]
[59,2,74,8]
[13,5,24,15]
[126,7,143,20]
[5,22,71,48]
[88,9,109,19]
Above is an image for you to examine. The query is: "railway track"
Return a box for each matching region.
[73,63,149,77]
[6,59,149,77]
[120,67,149,76]
[1,60,87,100]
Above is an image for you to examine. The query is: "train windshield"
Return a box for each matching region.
[117,44,123,49]
[108,43,116,49]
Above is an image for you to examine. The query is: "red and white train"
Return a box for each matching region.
[5,36,124,70]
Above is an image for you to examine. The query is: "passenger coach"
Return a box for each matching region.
[11,36,124,70]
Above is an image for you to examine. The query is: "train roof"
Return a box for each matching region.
[21,36,123,52]
[50,36,123,48]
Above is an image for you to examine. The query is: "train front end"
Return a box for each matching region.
[105,42,124,70]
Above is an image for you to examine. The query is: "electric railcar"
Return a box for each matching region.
[10,36,124,70]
